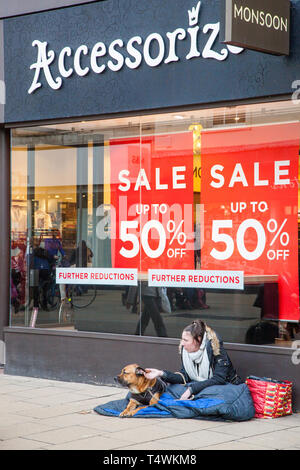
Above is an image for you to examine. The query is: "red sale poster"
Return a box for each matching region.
[201,123,300,321]
[110,132,194,272]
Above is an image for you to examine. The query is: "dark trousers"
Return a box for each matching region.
[33,269,51,308]
[135,296,167,337]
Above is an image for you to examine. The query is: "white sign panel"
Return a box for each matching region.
[56,268,138,285]
[148,269,244,290]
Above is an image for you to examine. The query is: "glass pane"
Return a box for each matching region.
[137,103,300,344]
[11,121,143,333]
[10,100,300,346]
[11,146,28,324]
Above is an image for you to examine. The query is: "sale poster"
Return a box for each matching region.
[201,123,300,321]
[110,132,194,272]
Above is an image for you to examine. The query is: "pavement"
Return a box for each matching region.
[1,370,300,451]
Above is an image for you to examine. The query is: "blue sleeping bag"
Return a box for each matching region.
[94,383,255,421]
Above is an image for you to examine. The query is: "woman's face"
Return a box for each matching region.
[180,331,200,353]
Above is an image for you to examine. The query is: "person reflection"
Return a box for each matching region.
[45,230,69,304]
[31,238,55,311]
[70,240,93,267]
[130,282,168,337]
[70,240,93,295]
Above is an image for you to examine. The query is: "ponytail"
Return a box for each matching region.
[183,319,206,346]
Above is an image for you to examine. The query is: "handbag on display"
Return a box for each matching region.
[246,375,292,419]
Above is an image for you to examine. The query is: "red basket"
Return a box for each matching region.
[246,376,292,419]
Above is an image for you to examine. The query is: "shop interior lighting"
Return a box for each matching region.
[12,100,300,142]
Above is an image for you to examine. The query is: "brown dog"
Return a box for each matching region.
[115,363,166,417]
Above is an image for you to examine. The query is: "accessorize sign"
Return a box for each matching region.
[149,269,244,289]
[223,0,290,55]
[200,123,299,321]
[4,0,251,123]
[109,133,195,272]
[27,1,243,95]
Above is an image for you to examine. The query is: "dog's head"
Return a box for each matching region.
[114,363,148,392]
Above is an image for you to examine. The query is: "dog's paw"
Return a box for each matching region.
[120,409,136,418]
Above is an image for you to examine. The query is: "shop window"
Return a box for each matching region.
[10,100,300,346]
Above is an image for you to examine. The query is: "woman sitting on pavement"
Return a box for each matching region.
[145,319,243,400]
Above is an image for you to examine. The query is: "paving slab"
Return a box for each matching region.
[211,418,295,438]
[44,435,134,450]
[0,420,58,440]
[238,429,300,450]
[152,429,236,449]
[26,424,104,445]
[100,423,186,445]
[0,437,48,450]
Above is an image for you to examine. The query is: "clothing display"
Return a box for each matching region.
[11,205,27,232]
[34,209,52,230]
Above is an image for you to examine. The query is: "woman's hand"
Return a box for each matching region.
[179,387,192,400]
[144,368,163,380]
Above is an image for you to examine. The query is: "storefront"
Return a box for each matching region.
[1,0,300,408]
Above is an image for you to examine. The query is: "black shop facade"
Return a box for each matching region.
[1,0,300,409]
